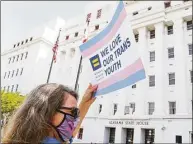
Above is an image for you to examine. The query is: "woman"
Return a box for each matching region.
[2,83,98,143]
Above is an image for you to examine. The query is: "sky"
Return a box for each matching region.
[1,1,90,53]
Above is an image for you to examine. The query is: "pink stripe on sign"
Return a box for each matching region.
[82,9,127,58]
[97,59,144,90]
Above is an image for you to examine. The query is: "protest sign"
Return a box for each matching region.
[79,1,146,96]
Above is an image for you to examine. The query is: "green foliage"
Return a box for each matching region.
[1,91,25,114]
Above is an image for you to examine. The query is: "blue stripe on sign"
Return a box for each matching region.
[80,1,124,52]
[94,69,146,96]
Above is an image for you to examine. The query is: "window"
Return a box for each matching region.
[21,41,24,45]
[66,35,69,40]
[190,70,192,83]
[130,103,135,114]
[11,85,14,92]
[168,47,174,58]
[97,9,102,19]
[95,25,99,30]
[12,56,15,63]
[11,70,14,77]
[148,102,155,115]
[189,44,192,55]
[113,104,117,115]
[99,104,102,114]
[133,11,138,16]
[7,86,10,92]
[25,52,28,59]
[74,32,78,37]
[20,68,23,75]
[16,69,19,76]
[13,44,16,48]
[176,135,182,143]
[187,21,192,30]
[30,37,33,41]
[70,48,75,57]
[4,72,7,79]
[169,101,176,114]
[78,128,84,139]
[21,53,24,60]
[8,58,11,64]
[26,39,28,43]
[17,42,20,46]
[167,25,173,35]
[150,51,155,62]
[135,34,139,42]
[16,55,19,61]
[132,84,136,89]
[86,13,91,22]
[164,1,171,8]
[150,30,155,39]
[124,106,130,115]
[15,84,19,92]
[109,128,115,143]
[8,71,10,78]
[149,75,155,87]
[169,73,175,85]
[148,6,152,11]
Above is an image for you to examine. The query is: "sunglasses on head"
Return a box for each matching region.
[57,106,80,119]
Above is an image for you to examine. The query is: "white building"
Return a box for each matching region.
[1,1,192,143]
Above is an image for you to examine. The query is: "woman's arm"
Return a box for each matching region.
[72,84,97,137]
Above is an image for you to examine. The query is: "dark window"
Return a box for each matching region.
[148,6,152,11]
[15,84,19,92]
[26,39,28,43]
[148,102,155,115]
[17,42,20,46]
[99,104,102,113]
[95,25,99,30]
[86,13,91,22]
[150,30,155,39]
[66,35,69,40]
[21,53,24,60]
[75,32,79,37]
[169,73,175,85]
[190,70,192,83]
[132,84,136,89]
[11,85,14,92]
[168,47,174,58]
[21,41,24,45]
[8,58,11,64]
[12,56,15,63]
[130,103,135,114]
[16,69,19,76]
[78,128,84,139]
[176,135,182,143]
[30,37,33,41]
[97,9,102,19]
[149,75,155,87]
[11,70,14,77]
[189,44,192,55]
[169,101,176,114]
[13,44,16,48]
[187,21,192,30]
[25,52,28,59]
[164,1,171,8]
[16,55,19,61]
[113,104,117,115]
[8,71,10,78]
[145,129,155,144]
[7,86,10,92]
[20,68,23,75]
[4,72,7,79]
[135,34,139,42]
[109,128,115,143]
[167,25,173,35]
[133,11,138,16]
[150,51,155,62]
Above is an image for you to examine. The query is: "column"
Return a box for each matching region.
[136,27,148,115]
[173,18,188,114]
[115,127,122,143]
[133,127,143,143]
[154,22,165,116]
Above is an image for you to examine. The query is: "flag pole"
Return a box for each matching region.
[46,28,61,83]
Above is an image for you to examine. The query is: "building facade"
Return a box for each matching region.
[1,1,192,143]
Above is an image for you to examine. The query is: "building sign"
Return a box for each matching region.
[79,1,146,96]
[109,120,149,126]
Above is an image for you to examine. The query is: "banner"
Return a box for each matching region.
[79,1,146,96]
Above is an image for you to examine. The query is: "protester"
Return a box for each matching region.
[2,83,97,144]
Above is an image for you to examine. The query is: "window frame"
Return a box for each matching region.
[168,73,175,85]
[96,9,102,19]
[150,51,155,62]
[148,102,155,115]
[169,101,176,114]
[150,30,155,39]
[188,44,192,55]
[187,20,192,30]
[168,47,174,59]
[113,104,117,115]
[149,75,155,87]
[167,25,173,35]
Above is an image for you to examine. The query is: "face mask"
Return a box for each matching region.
[54,109,80,142]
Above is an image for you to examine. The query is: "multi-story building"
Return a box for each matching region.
[1,1,192,143]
